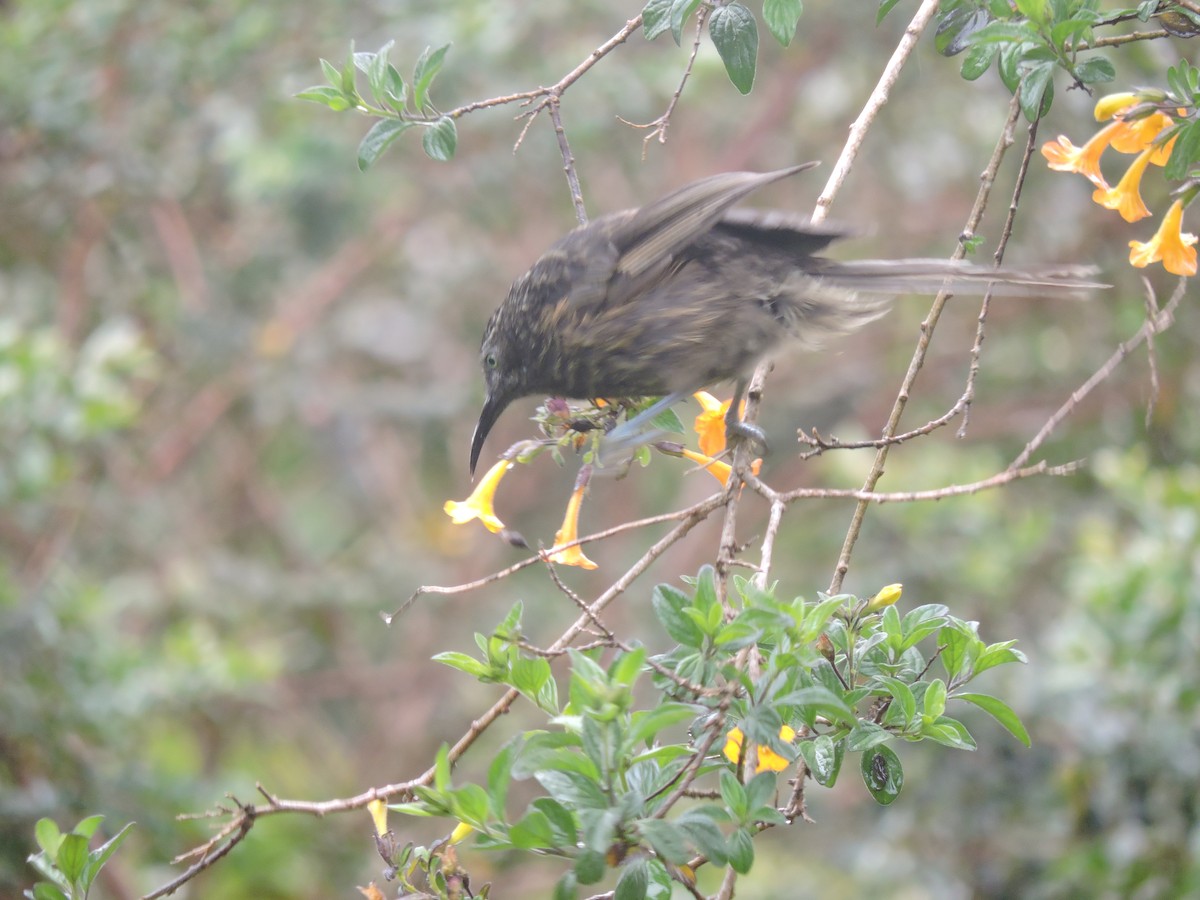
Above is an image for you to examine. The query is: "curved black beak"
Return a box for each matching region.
[469,392,509,478]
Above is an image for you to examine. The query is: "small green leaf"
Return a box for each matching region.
[861,745,903,804]
[83,822,135,886]
[643,0,675,40]
[922,715,977,750]
[615,858,649,900]
[368,41,395,100]
[797,734,842,786]
[763,0,803,47]
[846,722,891,752]
[413,43,451,112]
[295,86,353,111]
[727,826,755,874]
[709,2,759,94]
[670,0,704,45]
[652,584,704,647]
[935,7,992,57]
[422,116,458,162]
[718,770,748,819]
[923,678,947,720]
[960,41,997,80]
[574,847,607,885]
[509,810,556,849]
[876,0,903,24]
[433,651,491,679]
[435,743,453,793]
[357,118,414,171]
[649,406,684,434]
[31,884,69,900]
[488,737,521,817]
[56,834,89,883]
[536,770,609,810]
[1019,62,1055,122]
[637,818,691,864]
[34,819,62,857]
[1164,120,1200,181]
[676,808,730,864]
[956,692,1031,747]
[320,57,341,87]
[628,703,695,746]
[533,797,579,845]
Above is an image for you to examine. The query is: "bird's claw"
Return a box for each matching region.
[726,420,768,456]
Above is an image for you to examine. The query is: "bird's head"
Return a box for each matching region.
[469,307,528,477]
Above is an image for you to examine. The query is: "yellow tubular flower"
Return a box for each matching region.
[367,798,388,837]
[1093,92,1139,121]
[866,583,903,612]
[443,459,510,533]
[693,391,738,457]
[449,822,474,844]
[548,485,598,569]
[1041,123,1123,188]
[680,448,761,487]
[1108,112,1175,160]
[723,725,798,773]
[1092,147,1154,223]
[1129,199,1198,277]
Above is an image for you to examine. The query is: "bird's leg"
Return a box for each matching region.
[725,379,768,453]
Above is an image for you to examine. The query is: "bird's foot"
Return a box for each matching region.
[725,419,768,456]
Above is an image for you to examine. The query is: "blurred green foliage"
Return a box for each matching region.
[2,0,1199,897]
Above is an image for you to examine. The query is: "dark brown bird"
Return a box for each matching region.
[469,163,1101,475]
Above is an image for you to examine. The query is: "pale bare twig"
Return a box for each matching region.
[1009,278,1187,471]
[618,8,709,156]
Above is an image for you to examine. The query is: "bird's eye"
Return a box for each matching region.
[485,353,498,369]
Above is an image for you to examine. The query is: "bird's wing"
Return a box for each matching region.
[603,163,820,307]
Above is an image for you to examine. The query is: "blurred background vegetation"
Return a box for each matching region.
[1,0,1197,897]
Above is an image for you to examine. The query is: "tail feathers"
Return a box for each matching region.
[811,259,1106,299]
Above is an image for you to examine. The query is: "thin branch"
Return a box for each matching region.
[826,93,1023,595]
[618,8,709,156]
[1009,278,1187,471]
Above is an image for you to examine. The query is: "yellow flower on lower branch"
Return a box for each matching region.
[1129,199,1198,277]
[367,798,388,837]
[866,583,903,613]
[1041,123,1122,188]
[449,821,474,844]
[443,459,510,533]
[723,725,798,773]
[547,484,597,569]
[693,391,738,457]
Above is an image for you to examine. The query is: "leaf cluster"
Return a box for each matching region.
[25,817,134,900]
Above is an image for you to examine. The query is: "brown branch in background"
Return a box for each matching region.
[618,7,710,156]
[546,96,588,224]
[826,93,1023,595]
[958,111,1041,437]
[1008,278,1186,472]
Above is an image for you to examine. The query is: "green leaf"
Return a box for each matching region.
[652,584,704,647]
[973,640,1027,676]
[922,716,977,750]
[1014,0,1047,25]
[675,808,730,864]
[643,0,675,40]
[433,650,490,678]
[876,676,915,725]
[609,647,646,688]
[295,86,353,111]
[718,770,748,819]
[797,734,842,786]
[956,692,1031,747]
[1019,61,1055,122]
[536,771,609,810]
[367,41,395,100]
[451,784,491,830]
[320,57,341,87]
[960,41,997,80]
[422,116,458,162]
[861,745,903,805]
[1164,120,1200,181]
[763,0,803,47]
[637,818,691,864]
[846,722,891,752]
[30,884,68,900]
[744,771,776,814]
[709,2,759,94]
[773,685,856,727]
[575,847,607,885]
[670,0,704,45]
[629,703,696,746]
[509,810,554,849]
[727,826,755,874]
[615,858,649,900]
[488,737,521,817]
[923,678,947,720]
[412,43,450,112]
[435,743,453,793]
[34,819,62,857]
[533,797,579,845]
[357,118,414,171]
[83,822,135,887]
[56,834,89,883]
[935,7,992,57]
[876,0,903,24]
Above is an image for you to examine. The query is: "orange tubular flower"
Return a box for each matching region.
[1092,148,1155,223]
[443,459,510,533]
[1040,123,1124,188]
[680,448,761,487]
[693,391,738,457]
[1129,199,1198,277]
[1108,112,1175,161]
[723,725,798,773]
[547,484,598,569]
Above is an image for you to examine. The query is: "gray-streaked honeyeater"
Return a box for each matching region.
[469,163,1102,475]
